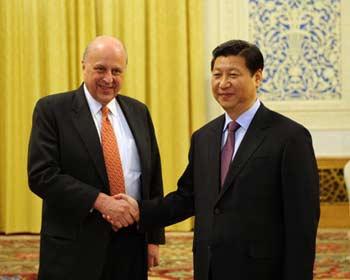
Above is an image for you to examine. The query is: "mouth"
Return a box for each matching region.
[218,93,234,97]
[99,85,115,91]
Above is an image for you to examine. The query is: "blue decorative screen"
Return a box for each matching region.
[249,0,341,100]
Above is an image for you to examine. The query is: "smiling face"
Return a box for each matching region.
[82,38,127,106]
[211,55,262,120]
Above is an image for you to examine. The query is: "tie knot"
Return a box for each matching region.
[228,121,240,132]
[102,106,109,117]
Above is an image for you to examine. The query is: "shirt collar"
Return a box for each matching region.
[222,99,261,132]
[83,83,118,116]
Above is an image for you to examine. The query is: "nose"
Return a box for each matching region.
[219,76,231,89]
[103,71,113,83]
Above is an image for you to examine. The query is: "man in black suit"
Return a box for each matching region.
[27,35,164,280]
[117,39,320,280]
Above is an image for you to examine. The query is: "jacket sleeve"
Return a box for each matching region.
[140,133,195,230]
[281,127,320,280]
[27,97,100,223]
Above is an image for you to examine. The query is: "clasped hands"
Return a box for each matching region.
[94,192,139,230]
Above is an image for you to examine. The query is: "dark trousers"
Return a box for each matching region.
[100,226,147,280]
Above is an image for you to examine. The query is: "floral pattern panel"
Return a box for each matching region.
[249,0,341,101]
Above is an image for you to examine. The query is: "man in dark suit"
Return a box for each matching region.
[27,35,164,280]
[117,39,320,280]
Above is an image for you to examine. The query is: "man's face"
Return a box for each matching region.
[211,55,262,117]
[82,44,127,106]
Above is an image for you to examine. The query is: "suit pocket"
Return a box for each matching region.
[45,234,75,246]
[42,212,78,241]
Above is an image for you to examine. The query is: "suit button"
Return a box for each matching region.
[214,208,221,215]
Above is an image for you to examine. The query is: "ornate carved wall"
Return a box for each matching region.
[249,0,341,101]
[247,0,350,130]
[317,158,350,227]
[318,158,349,203]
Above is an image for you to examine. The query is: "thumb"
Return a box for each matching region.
[113,193,126,200]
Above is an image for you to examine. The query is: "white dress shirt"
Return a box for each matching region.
[221,99,261,160]
[84,84,141,200]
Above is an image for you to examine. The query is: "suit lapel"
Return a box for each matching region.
[207,115,226,196]
[217,104,271,202]
[71,86,109,189]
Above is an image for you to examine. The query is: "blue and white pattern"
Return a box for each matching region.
[249,0,341,100]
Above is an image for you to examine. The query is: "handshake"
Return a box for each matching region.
[94,192,140,231]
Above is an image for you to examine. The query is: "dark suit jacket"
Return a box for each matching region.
[141,103,320,280]
[28,85,165,280]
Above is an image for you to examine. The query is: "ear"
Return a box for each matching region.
[254,69,263,88]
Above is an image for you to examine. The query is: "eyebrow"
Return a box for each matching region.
[212,67,241,72]
[93,64,123,71]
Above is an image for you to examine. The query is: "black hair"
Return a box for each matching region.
[211,39,264,75]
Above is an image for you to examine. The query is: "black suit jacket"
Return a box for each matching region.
[28,85,165,280]
[141,103,320,280]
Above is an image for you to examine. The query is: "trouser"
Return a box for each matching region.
[100,226,147,280]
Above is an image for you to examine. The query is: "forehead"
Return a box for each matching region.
[212,55,247,71]
[86,46,126,67]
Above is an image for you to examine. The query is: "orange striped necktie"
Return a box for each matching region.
[101,106,125,195]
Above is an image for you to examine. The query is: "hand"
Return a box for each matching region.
[94,193,137,229]
[113,193,140,222]
[102,193,140,230]
[147,244,160,269]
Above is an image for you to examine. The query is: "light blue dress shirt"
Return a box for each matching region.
[221,99,261,160]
